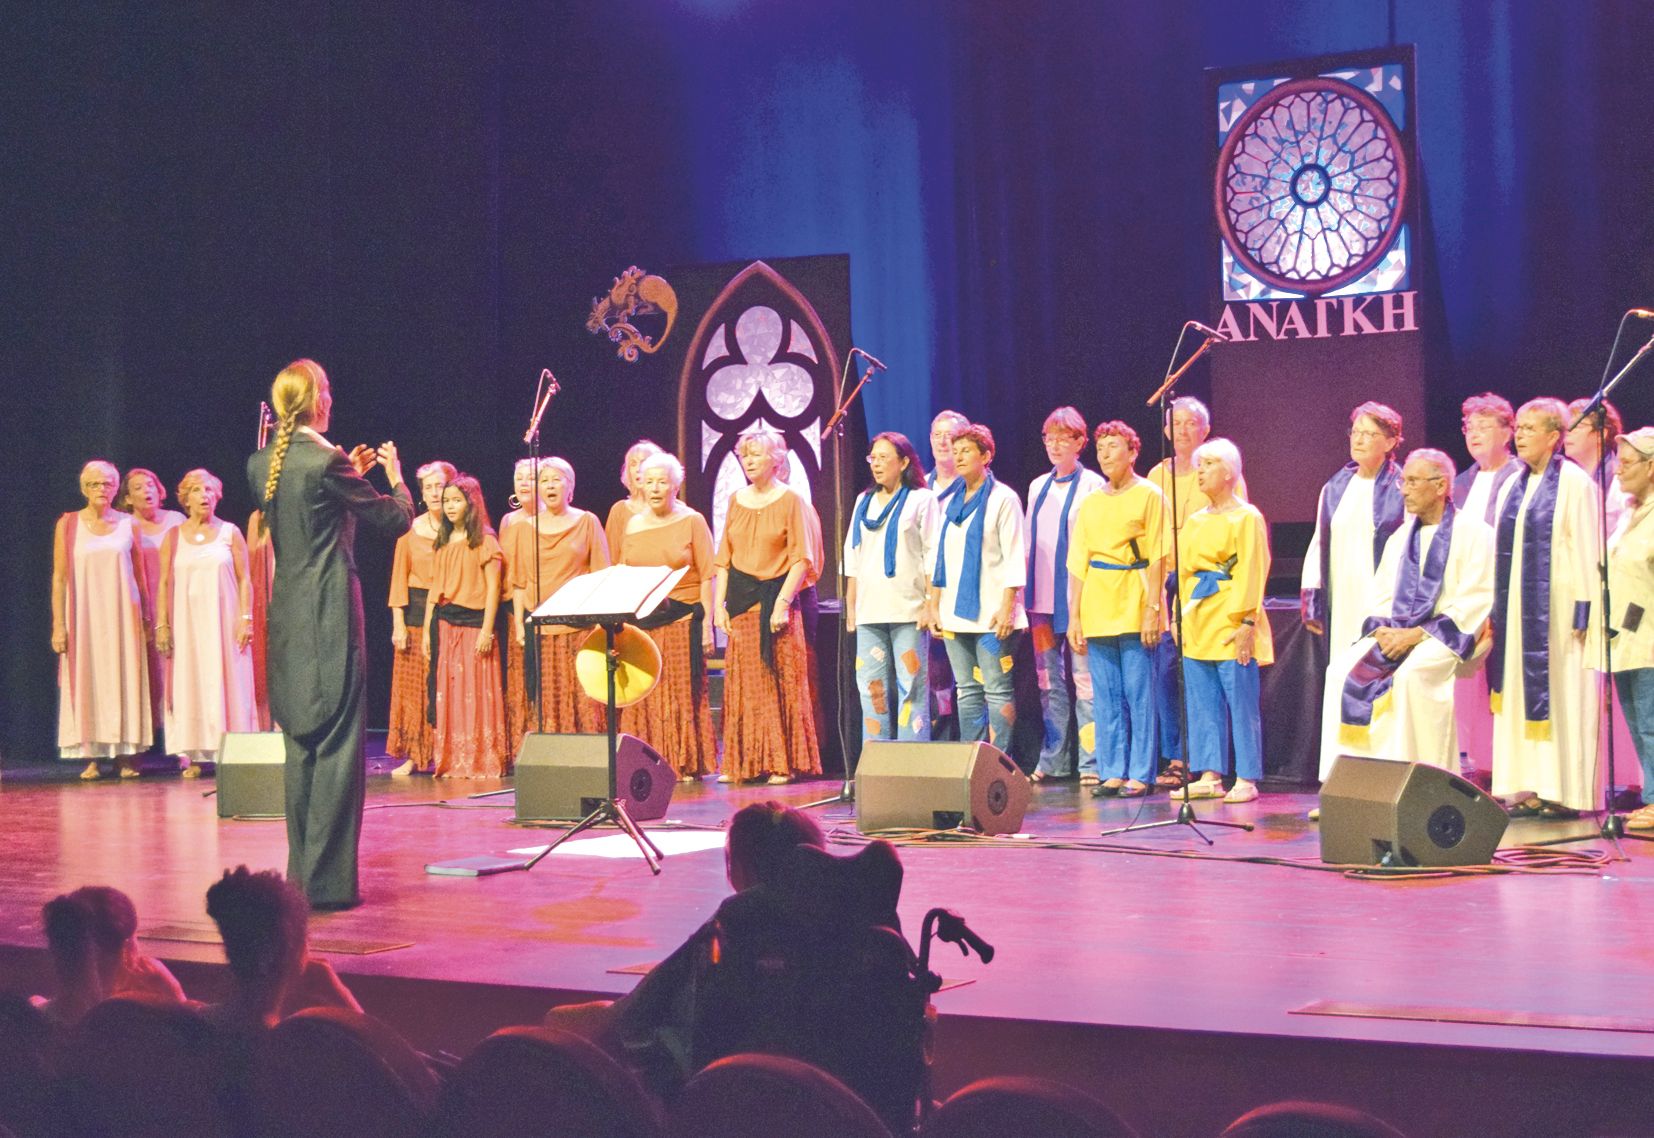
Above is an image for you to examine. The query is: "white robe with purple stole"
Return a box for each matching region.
[1490,454,1603,810]
[1322,507,1494,772]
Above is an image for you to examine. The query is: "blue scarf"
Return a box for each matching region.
[850,485,910,578]
[933,474,964,505]
[1490,452,1576,739]
[1302,459,1405,630]
[932,474,996,621]
[1339,505,1463,745]
[1027,468,1083,634]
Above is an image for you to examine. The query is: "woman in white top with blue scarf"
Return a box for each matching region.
[844,432,939,741]
[925,422,1028,758]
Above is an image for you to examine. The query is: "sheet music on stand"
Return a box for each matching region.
[528,564,687,628]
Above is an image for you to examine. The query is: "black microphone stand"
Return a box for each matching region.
[1529,314,1654,853]
[471,370,559,807]
[1100,323,1251,845]
[525,371,559,736]
[803,350,879,812]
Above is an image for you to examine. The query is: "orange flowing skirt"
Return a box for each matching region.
[721,609,821,780]
[386,626,432,770]
[525,627,607,741]
[431,624,508,779]
[620,618,717,777]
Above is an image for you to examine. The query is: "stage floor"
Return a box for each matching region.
[4,759,1654,1136]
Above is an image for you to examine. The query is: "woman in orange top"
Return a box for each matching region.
[713,429,823,784]
[605,439,664,563]
[499,459,545,750]
[421,475,507,778]
[508,458,609,746]
[620,452,718,780]
[385,460,456,775]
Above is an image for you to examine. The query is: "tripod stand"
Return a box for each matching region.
[527,619,665,873]
[1527,310,1654,854]
[1099,322,1252,845]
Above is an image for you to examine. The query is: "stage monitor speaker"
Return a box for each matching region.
[216,732,286,819]
[1319,755,1508,867]
[514,733,674,823]
[855,741,1030,836]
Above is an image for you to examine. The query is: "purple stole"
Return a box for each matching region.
[1301,460,1405,628]
[1451,460,1521,525]
[1489,452,1580,740]
[1338,506,1465,746]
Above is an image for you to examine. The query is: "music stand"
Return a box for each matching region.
[525,565,686,874]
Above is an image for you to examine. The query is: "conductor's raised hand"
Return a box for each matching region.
[377,440,404,488]
[347,444,378,477]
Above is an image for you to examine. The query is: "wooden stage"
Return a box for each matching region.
[3,758,1654,1137]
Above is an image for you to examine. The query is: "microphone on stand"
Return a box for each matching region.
[523,369,560,445]
[1186,320,1229,343]
[850,347,888,371]
[1629,309,1654,320]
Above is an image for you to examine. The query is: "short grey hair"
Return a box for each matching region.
[636,451,685,490]
[1170,396,1211,431]
[1404,447,1456,485]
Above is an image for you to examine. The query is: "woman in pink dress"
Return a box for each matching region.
[117,468,184,741]
[155,469,258,776]
[422,475,508,778]
[53,460,154,779]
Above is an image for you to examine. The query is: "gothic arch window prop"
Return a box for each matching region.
[676,261,845,577]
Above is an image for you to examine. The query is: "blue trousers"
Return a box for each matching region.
[1087,634,1156,783]
[1032,614,1096,777]
[944,630,1022,759]
[1182,657,1263,780]
[1615,668,1654,805]
[855,623,931,742]
[1152,633,1184,761]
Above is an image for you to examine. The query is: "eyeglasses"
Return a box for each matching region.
[1349,429,1388,441]
[1513,423,1553,436]
[1400,475,1445,488]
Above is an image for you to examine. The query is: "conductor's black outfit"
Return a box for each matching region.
[247,430,413,907]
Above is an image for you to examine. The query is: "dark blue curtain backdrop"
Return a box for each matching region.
[6,0,1653,761]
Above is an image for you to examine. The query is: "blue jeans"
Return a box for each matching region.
[1088,634,1156,783]
[1182,657,1263,780]
[855,623,931,742]
[944,630,1022,759]
[1152,633,1184,761]
[1031,614,1096,777]
[1615,669,1654,804]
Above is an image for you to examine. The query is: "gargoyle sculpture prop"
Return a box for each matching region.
[586,266,678,362]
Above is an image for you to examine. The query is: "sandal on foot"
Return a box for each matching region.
[1180,777,1225,800]
[79,762,102,781]
[1625,805,1654,831]
[1505,797,1541,818]
[1116,781,1149,798]
[1079,773,1101,787]
[1155,760,1189,789]
[1536,800,1579,820]
[1029,770,1048,784]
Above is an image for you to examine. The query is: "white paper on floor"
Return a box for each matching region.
[507,830,728,859]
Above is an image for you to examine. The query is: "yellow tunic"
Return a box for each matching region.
[1178,503,1274,665]
[1066,478,1166,638]
[1148,459,1249,556]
